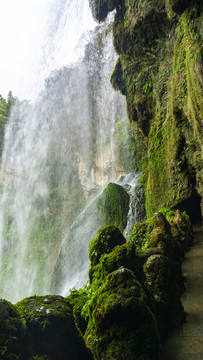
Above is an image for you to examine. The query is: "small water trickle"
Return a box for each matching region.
[117,173,146,239]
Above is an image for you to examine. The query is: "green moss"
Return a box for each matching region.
[90,241,140,289]
[89,225,126,282]
[111,59,127,95]
[115,116,147,173]
[67,287,89,334]
[16,295,93,360]
[168,209,193,251]
[0,93,16,157]
[0,299,28,359]
[97,182,130,232]
[129,212,173,254]
[144,5,202,214]
[84,267,161,359]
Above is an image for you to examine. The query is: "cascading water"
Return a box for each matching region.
[118,173,147,239]
[0,1,128,303]
[52,173,146,296]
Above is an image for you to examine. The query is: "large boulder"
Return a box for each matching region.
[84,267,161,360]
[16,295,93,360]
[0,299,27,359]
[89,225,126,281]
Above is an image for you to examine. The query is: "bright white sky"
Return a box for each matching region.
[0,0,50,100]
[0,0,96,102]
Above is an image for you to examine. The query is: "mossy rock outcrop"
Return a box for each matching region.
[0,299,28,359]
[0,211,191,360]
[130,211,192,334]
[89,225,126,280]
[67,210,192,358]
[97,182,130,232]
[16,295,93,360]
[84,267,161,360]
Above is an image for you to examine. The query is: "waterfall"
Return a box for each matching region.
[0,1,127,303]
[52,173,146,297]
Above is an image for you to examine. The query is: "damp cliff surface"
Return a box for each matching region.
[91,0,203,221]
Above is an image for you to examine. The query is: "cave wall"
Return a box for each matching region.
[91,0,203,221]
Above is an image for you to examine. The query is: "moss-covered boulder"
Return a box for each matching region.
[16,295,93,360]
[67,288,89,335]
[169,209,193,252]
[129,211,191,335]
[89,225,126,282]
[97,182,130,232]
[92,241,137,280]
[84,267,161,360]
[143,254,184,334]
[130,212,176,256]
[89,225,126,266]
[0,299,28,359]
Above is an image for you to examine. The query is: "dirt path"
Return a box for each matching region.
[163,226,203,360]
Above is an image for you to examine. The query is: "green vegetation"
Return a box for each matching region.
[15,295,93,359]
[0,210,193,359]
[66,209,192,358]
[84,268,160,360]
[115,116,147,172]
[0,299,27,360]
[97,182,130,232]
[94,0,203,218]
[88,225,126,282]
[0,92,15,156]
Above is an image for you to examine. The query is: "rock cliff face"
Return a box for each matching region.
[91,0,202,222]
